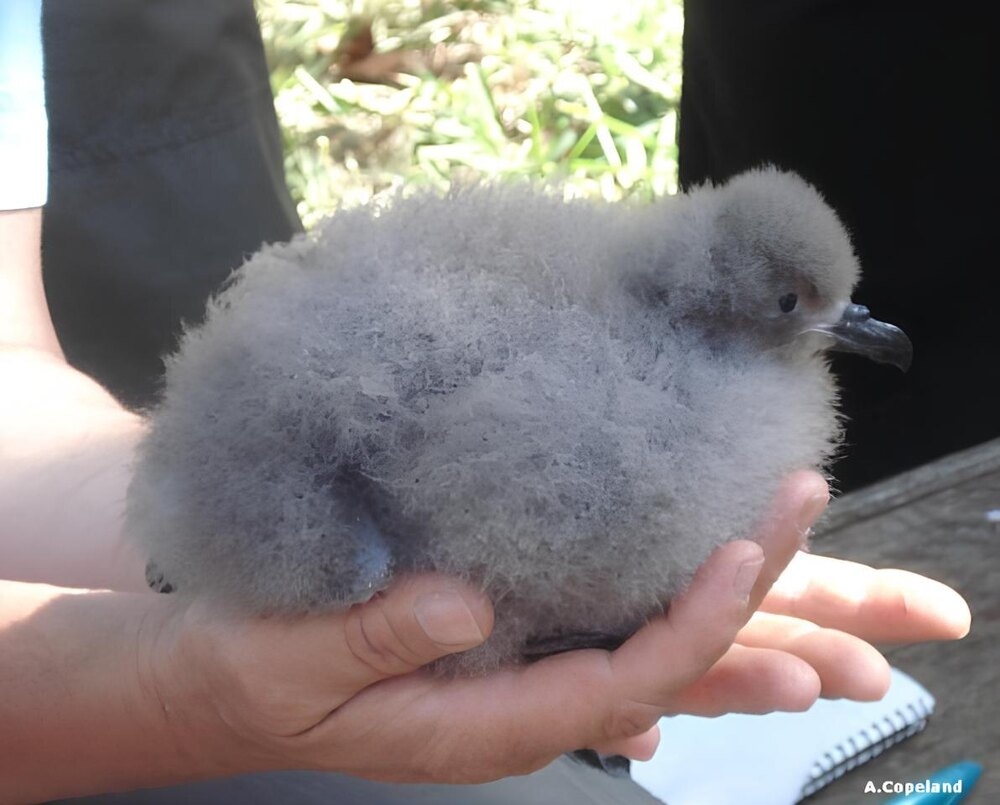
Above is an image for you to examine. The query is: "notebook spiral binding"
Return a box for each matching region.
[799,698,934,798]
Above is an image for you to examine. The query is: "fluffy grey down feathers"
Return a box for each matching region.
[128,169,857,674]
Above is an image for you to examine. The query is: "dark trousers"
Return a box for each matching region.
[52,759,661,805]
[42,0,301,411]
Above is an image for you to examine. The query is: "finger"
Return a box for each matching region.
[317,643,813,781]
[591,473,827,724]
[209,573,495,709]
[337,574,495,688]
[592,724,661,761]
[762,552,972,643]
[664,643,821,716]
[608,539,764,707]
[737,612,891,700]
[746,470,829,612]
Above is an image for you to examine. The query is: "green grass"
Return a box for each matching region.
[257,0,684,228]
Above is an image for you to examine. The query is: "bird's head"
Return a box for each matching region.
[653,168,912,370]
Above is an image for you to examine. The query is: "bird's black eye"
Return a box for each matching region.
[778,293,798,313]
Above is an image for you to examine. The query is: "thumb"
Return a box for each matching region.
[162,574,494,742]
[338,573,494,688]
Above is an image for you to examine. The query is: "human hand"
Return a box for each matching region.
[664,480,971,721]
[137,470,969,785]
[140,543,769,784]
[130,471,797,782]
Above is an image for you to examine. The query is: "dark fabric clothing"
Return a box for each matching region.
[42,0,301,410]
[50,758,663,805]
[679,3,999,491]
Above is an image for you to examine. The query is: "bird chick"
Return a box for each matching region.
[127,168,911,675]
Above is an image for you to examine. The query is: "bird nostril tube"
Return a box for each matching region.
[822,302,912,371]
[842,304,871,323]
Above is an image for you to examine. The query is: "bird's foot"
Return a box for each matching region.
[145,560,175,594]
[569,749,632,778]
[521,630,630,659]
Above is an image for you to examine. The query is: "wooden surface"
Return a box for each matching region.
[808,438,1000,802]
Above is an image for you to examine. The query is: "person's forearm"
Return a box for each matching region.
[0,206,149,592]
[0,581,236,802]
[0,208,61,355]
[0,396,150,592]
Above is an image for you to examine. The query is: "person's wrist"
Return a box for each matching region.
[133,596,275,783]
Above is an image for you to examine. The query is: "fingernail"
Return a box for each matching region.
[796,492,830,535]
[414,591,486,647]
[733,552,764,605]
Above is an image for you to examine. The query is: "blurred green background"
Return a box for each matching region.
[257,0,684,228]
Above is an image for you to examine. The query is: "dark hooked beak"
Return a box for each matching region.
[812,303,913,371]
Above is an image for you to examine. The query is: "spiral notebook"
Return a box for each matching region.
[631,667,935,804]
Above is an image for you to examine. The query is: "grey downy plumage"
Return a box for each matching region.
[127,168,911,675]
